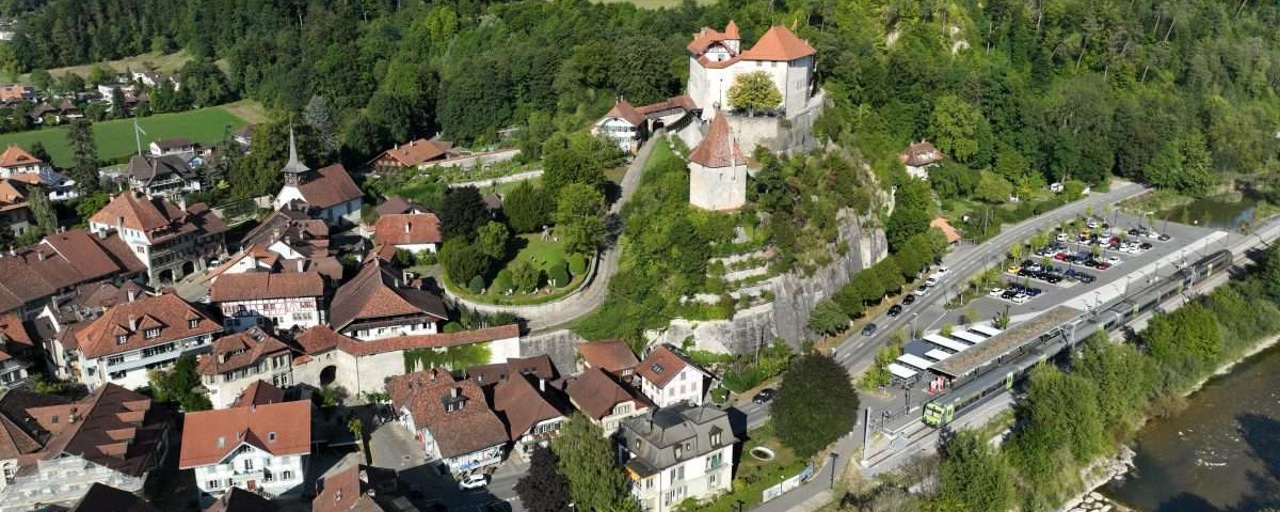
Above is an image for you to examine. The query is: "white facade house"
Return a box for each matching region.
[899,141,945,180]
[148,138,195,157]
[272,130,363,226]
[126,154,203,200]
[87,191,228,286]
[593,99,647,153]
[330,258,448,342]
[565,367,649,436]
[634,345,711,408]
[73,292,222,390]
[686,23,815,120]
[180,400,311,500]
[0,145,58,185]
[373,213,443,254]
[388,370,509,476]
[210,271,326,332]
[620,404,735,512]
[687,112,747,211]
[197,327,295,409]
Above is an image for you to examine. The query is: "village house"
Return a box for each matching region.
[0,180,33,238]
[462,356,565,461]
[73,291,222,389]
[231,380,288,409]
[88,191,228,285]
[125,154,202,200]
[634,344,711,408]
[148,138,195,157]
[272,130,363,226]
[387,369,508,476]
[687,112,747,211]
[592,96,698,154]
[203,487,280,512]
[0,145,58,185]
[197,327,295,409]
[899,141,945,180]
[0,384,173,512]
[232,125,256,150]
[576,339,640,383]
[0,389,67,490]
[619,403,735,512]
[0,85,33,104]
[329,258,448,341]
[0,228,145,320]
[372,213,442,254]
[290,324,521,398]
[564,367,650,436]
[374,197,431,217]
[210,271,326,332]
[0,313,38,388]
[131,71,178,90]
[686,22,816,120]
[370,139,458,173]
[180,400,311,500]
[312,463,398,512]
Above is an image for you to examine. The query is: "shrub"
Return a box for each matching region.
[415,250,438,266]
[547,259,570,288]
[568,253,587,275]
[493,269,514,294]
[468,274,486,294]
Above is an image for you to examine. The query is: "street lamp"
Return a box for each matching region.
[828,453,839,488]
[910,312,919,339]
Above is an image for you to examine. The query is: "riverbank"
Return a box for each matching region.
[1060,332,1280,512]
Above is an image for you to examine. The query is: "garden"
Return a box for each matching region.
[439,231,593,306]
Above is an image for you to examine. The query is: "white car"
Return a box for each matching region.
[989,288,1005,297]
[914,286,929,296]
[1012,293,1029,304]
[935,266,950,275]
[1056,233,1069,242]
[1107,256,1120,264]
[925,276,940,287]
[459,474,489,490]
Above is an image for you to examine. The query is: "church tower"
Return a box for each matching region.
[688,112,746,211]
[280,128,310,187]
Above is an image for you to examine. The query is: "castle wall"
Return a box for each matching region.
[688,161,747,211]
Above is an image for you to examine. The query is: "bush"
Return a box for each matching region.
[415,250,438,266]
[468,274,486,294]
[568,253,587,275]
[493,269,514,294]
[547,259,570,288]
[709,387,729,404]
[443,321,464,333]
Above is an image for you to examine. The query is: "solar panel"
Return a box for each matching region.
[897,353,934,371]
[951,331,987,344]
[888,364,917,379]
[970,325,1003,337]
[924,349,952,361]
[924,334,969,352]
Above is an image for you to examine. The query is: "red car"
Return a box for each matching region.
[1095,262,1112,271]
[1054,252,1067,261]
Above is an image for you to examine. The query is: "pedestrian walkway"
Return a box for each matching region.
[751,434,859,512]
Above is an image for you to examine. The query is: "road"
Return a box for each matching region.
[440,134,662,332]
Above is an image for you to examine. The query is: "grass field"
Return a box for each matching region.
[0,100,263,166]
[592,0,714,8]
[17,51,196,82]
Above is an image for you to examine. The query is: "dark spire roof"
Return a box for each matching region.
[281,128,310,176]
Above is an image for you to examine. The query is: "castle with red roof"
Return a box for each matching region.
[686,22,817,120]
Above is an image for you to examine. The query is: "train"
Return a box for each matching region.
[921,249,1234,428]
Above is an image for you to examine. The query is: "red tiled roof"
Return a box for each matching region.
[295,325,347,354]
[0,145,42,168]
[566,368,648,420]
[313,464,395,512]
[295,324,519,358]
[576,340,639,375]
[688,113,744,168]
[739,25,816,61]
[329,259,447,332]
[634,344,706,388]
[387,369,508,459]
[377,139,455,167]
[196,327,292,376]
[373,213,442,247]
[899,140,944,167]
[465,354,557,385]
[634,95,697,117]
[603,99,644,127]
[0,311,33,348]
[210,271,325,302]
[931,217,962,244]
[297,164,363,210]
[89,191,185,233]
[492,375,563,440]
[687,22,740,55]
[374,197,429,217]
[179,400,311,468]
[43,229,133,281]
[75,293,221,359]
[0,230,144,315]
[25,384,168,477]
[232,380,288,408]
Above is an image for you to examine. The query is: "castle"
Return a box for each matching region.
[685,22,816,120]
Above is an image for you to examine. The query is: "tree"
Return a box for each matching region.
[440,186,490,241]
[303,95,340,155]
[230,121,322,199]
[477,221,509,261]
[29,142,50,163]
[974,170,1012,204]
[727,71,782,114]
[1009,366,1107,482]
[511,259,541,292]
[87,65,113,86]
[929,95,983,164]
[807,300,848,336]
[109,87,127,119]
[541,132,620,195]
[27,184,56,234]
[1142,302,1222,392]
[347,417,364,452]
[515,446,572,512]
[772,353,859,459]
[552,414,639,512]
[1073,334,1155,431]
[555,183,606,255]
[439,238,491,287]
[937,430,1015,512]
[65,119,99,195]
[147,355,211,411]
[504,181,552,233]
[29,69,51,92]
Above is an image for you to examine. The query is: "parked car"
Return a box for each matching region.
[1095,262,1112,271]
[914,286,929,296]
[861,323,879,336]
[1107,256,1121,264]
[902,294,917,305]
[925,276,940,287]
[1012,293,1029,304]
[1027,288,1043,297]
[888,305,903,317]
[1158,233,1171,241]
[1001,290,1017,300]
[460,474,489,490]
[989,288,1005,297]
[752,388,777,404]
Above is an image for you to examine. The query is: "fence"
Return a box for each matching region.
[761,463,815,502]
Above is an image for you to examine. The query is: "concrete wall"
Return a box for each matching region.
[647,212,888,353]
[519,330,584,376]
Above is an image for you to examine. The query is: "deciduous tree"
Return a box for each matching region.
[772,353,858,459]
[551,414,639,512]
[503,181,552,234]
[937,430,1015,512]
[476,221,509,261]
[440,186,490,241]
[727,71,782,114]
[555,183,605,255]
[515,446,572,512]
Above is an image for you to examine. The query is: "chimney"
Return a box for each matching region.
[37,251,45,261]
[296,259,305,273]
[127,289,138,302]
[404,222,411,234]
[128,315,138,331]
[539,378,546,393]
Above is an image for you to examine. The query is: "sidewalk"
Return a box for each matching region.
[751,433,859,512]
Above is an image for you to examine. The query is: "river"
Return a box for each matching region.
[1102,344,1280,511]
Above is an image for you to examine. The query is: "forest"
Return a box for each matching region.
[0,0,1274,198]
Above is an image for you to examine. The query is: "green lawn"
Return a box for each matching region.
[698,421,808,512]
[443,233,591,306]
[0,101,259,167]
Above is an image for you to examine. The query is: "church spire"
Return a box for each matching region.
[281,127,310,186]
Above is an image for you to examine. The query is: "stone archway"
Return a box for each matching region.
[182,260,196,277]
[319,365,337,387]
[157,269,175,284]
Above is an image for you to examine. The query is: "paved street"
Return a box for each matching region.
[370,422,525,512]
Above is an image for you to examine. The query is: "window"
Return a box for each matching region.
[263,471,275,482]
[50,415,58,424]
[188,319,199,329]
[669,465,684,482]
[144,328,160,339]
[107,355,124,366]
[709,473,718,487]
[282,471,294,480]
[708,452,723,470]
[116,335,127,345]
[206,480,221,489]
[711,430,722,446]
[673,445,682,459]
[244,459,255,471]
[268,432,277,442]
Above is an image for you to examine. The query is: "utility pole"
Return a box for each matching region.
[860,408,871,467]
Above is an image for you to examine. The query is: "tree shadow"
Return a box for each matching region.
[1153,492,1220,512]
[1227,413,1280,511]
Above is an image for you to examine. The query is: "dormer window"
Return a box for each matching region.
[710,428,722,447]
[188,319,199,329]
[116,335,127,345]
[144,328,160,340]
[268,432,277,442]
[674,445,682,459]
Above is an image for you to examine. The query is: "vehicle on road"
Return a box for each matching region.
[902,294,916,305]
[1095,262,1112,271]
[934,266,949,275]
[753,388,776,404]
[1012,293,1029,304]
[925,276,940,287]
[914,286,928,296]
[888,305,903,317]
[1107,256,1120,264]
[989,288,1005,297]
[862,323,879,336]
[459,474,488,490]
